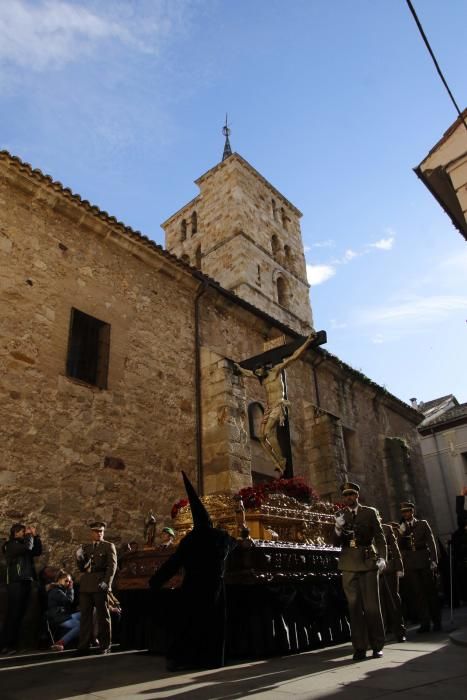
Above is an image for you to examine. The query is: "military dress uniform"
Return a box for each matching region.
[77,524,117,653]
[398,503,440,632]
[333,484,387,657]
[380,524,406,641]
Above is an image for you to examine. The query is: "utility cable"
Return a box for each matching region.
[405,0,467,131]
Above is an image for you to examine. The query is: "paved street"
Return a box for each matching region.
[2,610,467,700]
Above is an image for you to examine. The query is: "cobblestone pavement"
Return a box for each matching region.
[1,609,466,700]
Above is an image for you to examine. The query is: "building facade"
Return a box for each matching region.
[415,108,467,241]
[415,395,467,542]
[0,148,432,566]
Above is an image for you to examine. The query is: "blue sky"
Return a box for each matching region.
[1,0,466,406]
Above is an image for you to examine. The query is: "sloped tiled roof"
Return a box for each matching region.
[418,394,458,430]
[419,402,467,433]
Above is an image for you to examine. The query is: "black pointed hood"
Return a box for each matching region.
[182,471,212,529]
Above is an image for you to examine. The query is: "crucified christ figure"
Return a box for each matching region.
[234,332,317,477]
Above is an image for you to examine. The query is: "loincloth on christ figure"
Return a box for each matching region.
[261,400,290,429]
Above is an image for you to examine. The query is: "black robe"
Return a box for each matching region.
[149,527,236,669]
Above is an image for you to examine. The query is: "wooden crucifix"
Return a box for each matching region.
[234,330,327,477]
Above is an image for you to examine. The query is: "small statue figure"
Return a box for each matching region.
[144,511,157,548]
[234,332,317,476]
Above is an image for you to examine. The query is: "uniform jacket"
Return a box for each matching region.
[398,518,437,571]
[333,505,387,572]
[382,524,403,575]
[77,540,117,593]
[2,535,42,583]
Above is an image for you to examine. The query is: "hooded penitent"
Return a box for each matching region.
[149,471,237,670]
[181,470,212,529]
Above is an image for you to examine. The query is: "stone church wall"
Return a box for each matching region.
[0,153,434,572]
[0,165,200,566]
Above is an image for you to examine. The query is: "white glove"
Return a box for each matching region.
[335,513,346,530]
[399,523,406,535]
[376,558,386,573]
[396,571,404,578]
[430,561,437,571]
[98,581,108,591]
[76,546,84,560]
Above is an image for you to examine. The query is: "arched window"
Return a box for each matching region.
[180,219,187,241]
[248,402,264,440]
[191,211,198,235]
[195,245,202,269]
[284,244,291,259]
[277,275,288,307]
[281,207,288,231]
[271,199,277,221]
[271,234,280,259]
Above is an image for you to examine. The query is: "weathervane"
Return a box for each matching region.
[222,114,232,161]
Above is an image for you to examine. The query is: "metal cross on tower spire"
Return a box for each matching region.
[222,114,232,161]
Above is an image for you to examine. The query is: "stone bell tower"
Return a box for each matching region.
[162,123,313,334]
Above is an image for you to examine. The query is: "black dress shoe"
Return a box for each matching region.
[416,625,430,634]
[98,647,111,655]
[372,649,383,658]
[396,635,407,642]
[352,650,367,661]
[75,648,91,656]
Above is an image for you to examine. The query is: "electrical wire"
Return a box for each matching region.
[405,0,467,131]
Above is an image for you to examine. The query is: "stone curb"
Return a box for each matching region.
[449,625,467,647]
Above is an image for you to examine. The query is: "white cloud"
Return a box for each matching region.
[369,236,395,251]
[306,264,336,286]
[309,239,335,249]
[357,295,467,325]
[0,0,179,71]
[330,319,348,330]
[343,248,358,261]
[371,334,384,344]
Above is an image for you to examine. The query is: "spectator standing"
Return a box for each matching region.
[398,501,441,633]
[333,482,387,661]
[1,523,42,654]
[76,521,117,655]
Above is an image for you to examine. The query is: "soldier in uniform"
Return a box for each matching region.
[76,521,117,654]
[398,502,440,633]
[380,523,406,642]
[333,482,387,661]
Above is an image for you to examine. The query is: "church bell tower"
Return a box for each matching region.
[162,121,313,334]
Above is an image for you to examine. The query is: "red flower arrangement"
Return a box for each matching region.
[238,477,320,510]
[171,498,188,519]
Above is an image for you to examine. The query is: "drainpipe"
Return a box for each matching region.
[311,355,325,408]
[194,280,208,495]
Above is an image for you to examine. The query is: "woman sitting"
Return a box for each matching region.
[47,570,80,651]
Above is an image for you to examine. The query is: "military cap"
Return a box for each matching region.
[162,526,175,537]
[400,502,415,512]
[89,520,107,530]
[341,482,360,495]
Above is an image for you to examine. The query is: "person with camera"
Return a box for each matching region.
[333,482,387,661]
[75,521,117,655]
[1,522,43,655]
[47,570,80,651]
